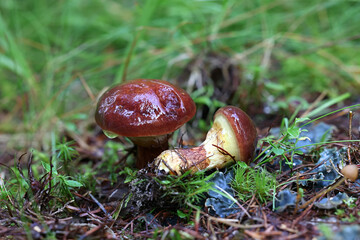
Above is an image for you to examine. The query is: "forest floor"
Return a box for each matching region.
[1,72,359,239]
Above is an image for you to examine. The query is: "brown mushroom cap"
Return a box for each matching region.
[95,79,196,137]
[341,164,359,182]
[214,106,258,164]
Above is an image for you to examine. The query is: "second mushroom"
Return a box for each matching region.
[155,106,258,175]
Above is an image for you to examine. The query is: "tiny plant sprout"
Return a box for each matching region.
[155,106,258,175]
[95,79,196,169]
[341,164,359,182]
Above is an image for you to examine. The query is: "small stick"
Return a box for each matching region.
[292,201,315,228]
[329,158,342,176]
[293,173,302,214]
[347,111,353,164]
[78,73,95,101]
[157,157,177,175]
[212,144,235,162]
[89,193,110,218]
[16,153,28,184]
[299,177,346,209]
[300,91,327,118]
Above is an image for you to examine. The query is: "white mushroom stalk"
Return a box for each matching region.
[155,106,258,175]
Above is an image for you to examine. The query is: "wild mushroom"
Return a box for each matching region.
[340,164,359,182]
[95,79,196,169]
[155,106,258,175]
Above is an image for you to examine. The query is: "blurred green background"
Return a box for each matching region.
[1,0,359,154]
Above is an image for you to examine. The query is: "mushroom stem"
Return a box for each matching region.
[155,107,256,175]
[155,133,235,175]
[136,144,169,169]
[129,134,172,169]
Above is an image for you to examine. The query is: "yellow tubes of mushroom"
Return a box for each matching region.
[155,106,258,175]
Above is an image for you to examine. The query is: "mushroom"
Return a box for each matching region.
[155,106,258,175]
[341,164,359,182]
[95,79,196,169]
